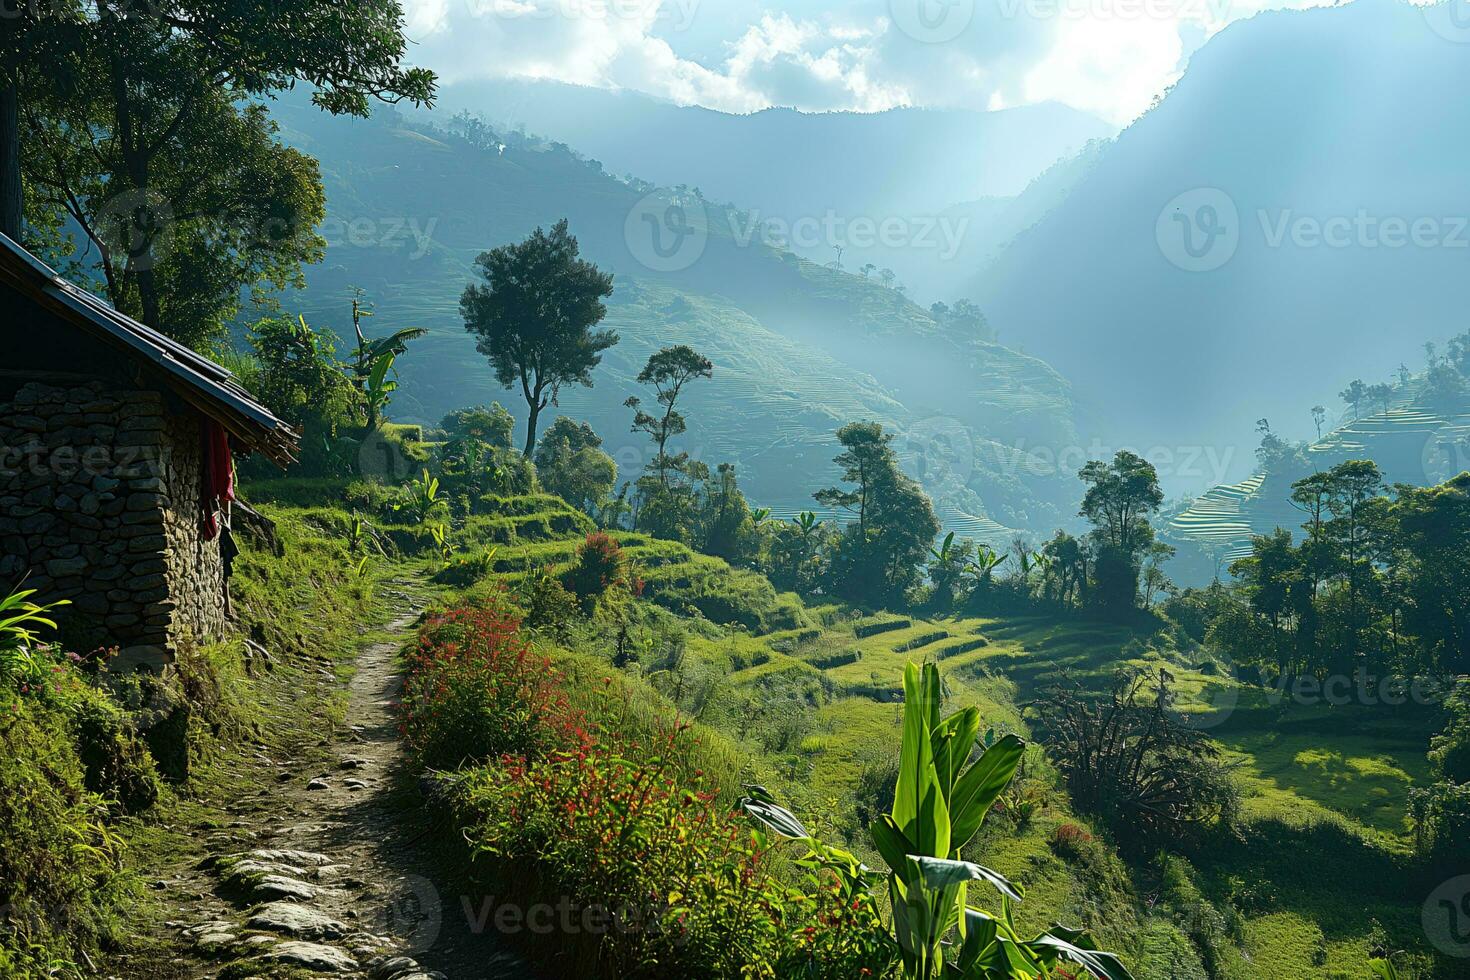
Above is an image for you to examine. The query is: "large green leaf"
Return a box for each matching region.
[739,797,810,840]
[1027,925,1136,980]
[894,662,940,841]
[908,855,1023,902]
[949,733,1025,851]
[932,706,981,802]
[872,814,915,879]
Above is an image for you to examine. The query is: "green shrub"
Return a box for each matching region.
[69,689,159,815]
[0,696,131,977]
[562,533,637,613]
[432,549,499,588]
[514,570,581,640]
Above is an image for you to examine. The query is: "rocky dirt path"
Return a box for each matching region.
[140,581,534,980]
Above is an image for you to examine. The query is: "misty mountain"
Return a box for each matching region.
[268,96,1084,539]
[968,0,1470,493]
[426,79,1113,304]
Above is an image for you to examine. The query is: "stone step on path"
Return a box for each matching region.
[173,845,444,978]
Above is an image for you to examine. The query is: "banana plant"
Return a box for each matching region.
[350,296,426,429]
[395,469,441,524]
[792,510,822,542]
[428,522,453,566]
[744,662,1132,980]
[965,546,1009,587]
[882,662,1131,980]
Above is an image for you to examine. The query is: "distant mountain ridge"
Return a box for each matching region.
[425,79,1113,304]
[269,97,1086,539]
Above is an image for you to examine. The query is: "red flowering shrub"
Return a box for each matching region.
[1050,821,1099,867]
[407,596,893,977]
[561,532,638,611]
[400,596,571,770]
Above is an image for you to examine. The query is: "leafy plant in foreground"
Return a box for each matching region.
[1,588,70,693]
[746,662,1132,980]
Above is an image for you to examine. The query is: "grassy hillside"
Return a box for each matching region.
[373,486,1452,978]
[265,96,1083,541]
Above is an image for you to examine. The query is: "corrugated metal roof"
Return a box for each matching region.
[0,233,299,466]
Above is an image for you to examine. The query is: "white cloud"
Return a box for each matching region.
[401,0,1327,125]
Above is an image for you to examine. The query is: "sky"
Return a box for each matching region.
[401,0,1330,127]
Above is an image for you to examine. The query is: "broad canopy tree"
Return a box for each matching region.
[6,0,436,346]
[817,421,940,606]
[460,220,618,457]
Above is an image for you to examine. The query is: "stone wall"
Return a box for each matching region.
[0,380,226,670]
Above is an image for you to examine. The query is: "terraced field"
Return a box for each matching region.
[1168,396,1470,571]
[387,487,1447,977]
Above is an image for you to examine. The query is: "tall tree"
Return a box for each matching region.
[817,421,939,605]
[460,220,617,456]
[1340,379,1367,420]
[625,345,713,487]
[1077,451,1165,611]
[11,1,435,342]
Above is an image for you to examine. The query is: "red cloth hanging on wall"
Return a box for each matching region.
[201,419,236,541]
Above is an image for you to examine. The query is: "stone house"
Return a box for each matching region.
[0,235,298,671]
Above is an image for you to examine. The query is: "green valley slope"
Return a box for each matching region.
[268,98,1083,540]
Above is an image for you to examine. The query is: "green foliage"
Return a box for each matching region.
[562,533,638,614]
[816,422,940,607]
[514,568,582,640]
[1076,452,1164,613]
[745,662,1132,980]
[461,219,618,455]
[533,416,617,513]
[1218,465,1470,683]
[394,469,442,525]
[0,695,131,977]
[625,344,713,489]
[348,297,426,429]
[246,314,362,474]
[0,589,70,693]
[1428,678,1470,783]
[440,403,516,449]
[431,548,498,588]
[17,0,433,346]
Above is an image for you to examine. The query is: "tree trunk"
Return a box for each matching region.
[523,400,541,458]
[0,80,21,240]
